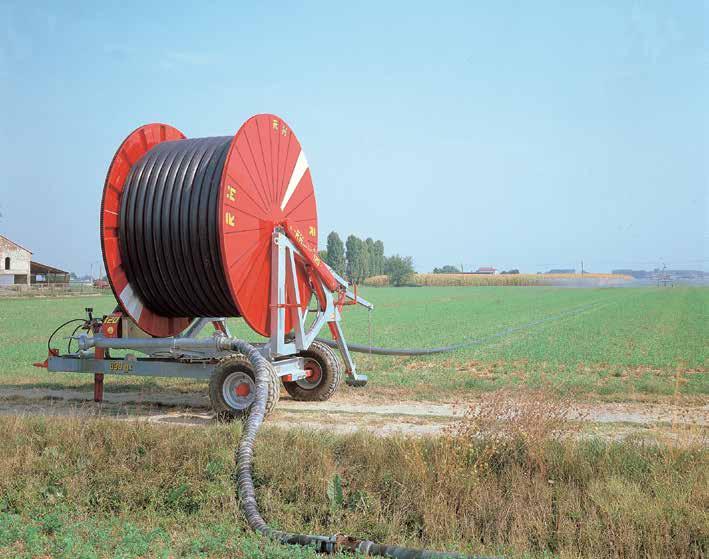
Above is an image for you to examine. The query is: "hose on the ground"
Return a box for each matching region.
[230,337,495,558]
[315,300,606,356]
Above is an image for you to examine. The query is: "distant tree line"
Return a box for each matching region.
[322,232,414,286]
[433,265,520,274]
[432,265,461,274]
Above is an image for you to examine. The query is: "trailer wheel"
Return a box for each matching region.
[209,355,280,421]
[283,341,343,401]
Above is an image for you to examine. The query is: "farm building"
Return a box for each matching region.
[31,261,70,285]
[0,234,31,286]
[473,267,497,275]
[0,234,70,287]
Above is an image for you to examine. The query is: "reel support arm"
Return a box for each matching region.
[268,227,370,385]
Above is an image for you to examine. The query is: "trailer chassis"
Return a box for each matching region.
[44,228,371,407]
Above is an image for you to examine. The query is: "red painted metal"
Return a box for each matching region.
[236,383,251,397]
[101,115,320,339]
[284,222,338,293]
[93,372,104,402]
[219,114,318,337]
[304,359,322,382]
[93,311,121,402]
[33,348,58,369]
[100,123,192,338]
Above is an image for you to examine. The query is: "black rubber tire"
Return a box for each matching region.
[282,341,343,401]
[209,354,280,421]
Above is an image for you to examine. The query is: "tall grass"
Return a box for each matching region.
[0,397,705,558]
[364,273,632,287]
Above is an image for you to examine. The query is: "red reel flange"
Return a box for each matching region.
[100,114,318,338]
[101,123,191,337]
[218,114,317,338]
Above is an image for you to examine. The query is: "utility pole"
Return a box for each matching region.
[581,260,584,276]
[90,261,101,282]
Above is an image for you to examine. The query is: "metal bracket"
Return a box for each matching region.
[266,228,370,385]
[183,317,231,338]
[268,229,332,358]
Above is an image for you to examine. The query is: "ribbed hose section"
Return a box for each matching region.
[231,339,336,549]
[119,136,239,317]
[232,337,496,558]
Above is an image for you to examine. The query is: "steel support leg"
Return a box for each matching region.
[94,373,104,402]
[94,346,105,402]
[328,321,368,387]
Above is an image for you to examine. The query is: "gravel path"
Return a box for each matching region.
[0,387,706,437]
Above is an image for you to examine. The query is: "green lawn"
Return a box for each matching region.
[0,286,706,400]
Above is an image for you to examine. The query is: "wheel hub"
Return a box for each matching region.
[235,382,251,397]
[297,359,323,389]
[223,371,256,410]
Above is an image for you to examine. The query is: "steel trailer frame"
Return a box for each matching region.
[45,228,372,408]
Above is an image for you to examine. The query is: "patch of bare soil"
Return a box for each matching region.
[0,387,706,439]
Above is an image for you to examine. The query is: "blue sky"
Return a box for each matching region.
[0,1,706,275]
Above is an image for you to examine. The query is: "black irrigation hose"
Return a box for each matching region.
[315,299,608,356]
[67,323,84,353]
[119,136,239,317]
[47,318,85,352]
[231,338,493,558]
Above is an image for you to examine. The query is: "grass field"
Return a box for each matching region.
[0,401,705,559]
[0,286,706,401]
[0,287,707,558]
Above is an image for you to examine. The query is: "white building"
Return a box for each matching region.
[0,234,31,286]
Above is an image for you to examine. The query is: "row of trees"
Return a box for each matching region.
[432,265,461,274]
[322,232,414,286]
[324,232,384,282]
[432,265,520,274]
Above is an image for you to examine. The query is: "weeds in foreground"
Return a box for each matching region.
[447,391,582,480]
[0,404,706,558]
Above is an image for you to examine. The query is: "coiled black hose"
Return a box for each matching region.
[119,136,239,317]
[231,338,494,558]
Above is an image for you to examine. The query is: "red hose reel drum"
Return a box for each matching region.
[100,114,318,338]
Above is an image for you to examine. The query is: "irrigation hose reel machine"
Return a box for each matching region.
[39,113,489,559]
[43,114,372,419]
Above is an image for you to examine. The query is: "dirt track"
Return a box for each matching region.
[0,387,706,438]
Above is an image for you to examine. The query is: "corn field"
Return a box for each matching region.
[364,273,633,287]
